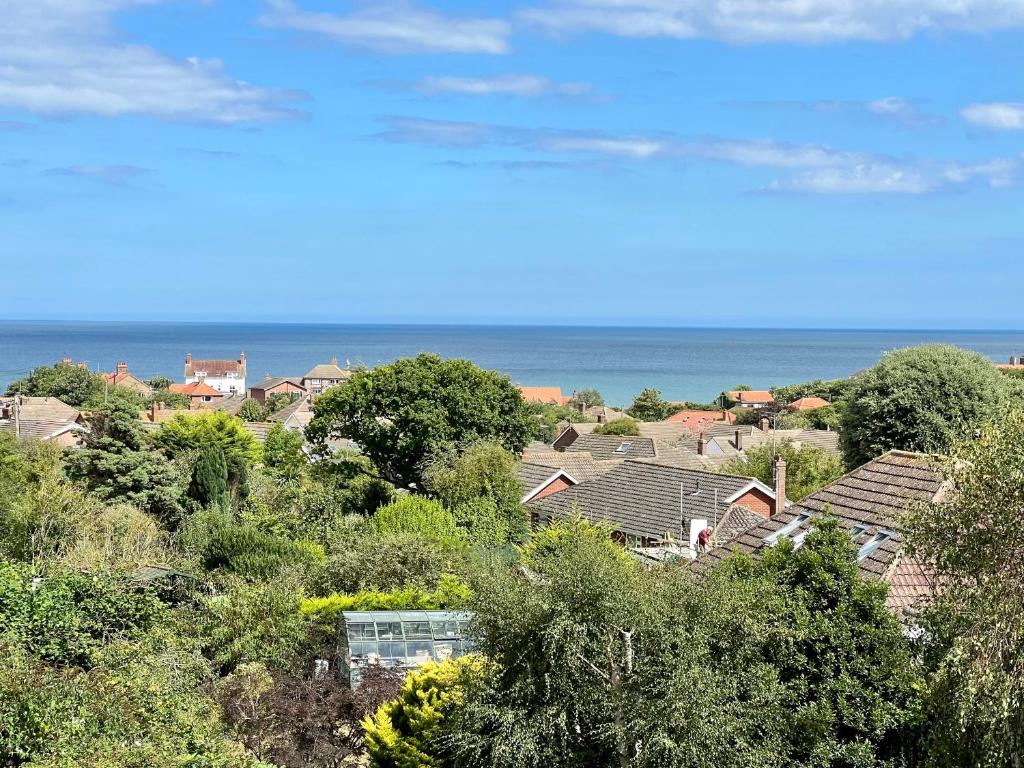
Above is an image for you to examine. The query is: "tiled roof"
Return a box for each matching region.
[788,396,830,411]
[528,460,772,541]
[0,396,80,423]
[0,419,88,441]
[727,390,774,404]
[519,450,619,483]
[665,410,735,430]
[211,393,247,414]
[714,504,767,545]
[242,421,277,442]
[268,395,312,424]
[697,451,946,608]
[185,357,245,377]
[250,376,305,392]
[169,381,222,398]
[564,434,657,460]
[519,386,571,406]
[303,362,350,380]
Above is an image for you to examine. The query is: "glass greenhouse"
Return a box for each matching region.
[338,610,474,686]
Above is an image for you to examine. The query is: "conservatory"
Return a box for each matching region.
[338,610,474,686]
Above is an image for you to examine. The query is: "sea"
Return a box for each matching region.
[0,322,1021,407]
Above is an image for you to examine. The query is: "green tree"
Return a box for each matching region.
[265,391,300,415]
[423,440,526,544]
[188,443,229,510]
[263,423,307,480]
[370,496,460,543]
[146,375,175,390]
[626,388,670,421]
[237,398,267,422]
[147,387,192,410]
[840,344,1008,468]
[5,361,104,406]
[153,411,262,464]
[905,411,1024,767]
[571,389,605,408]
[364,657,479,768]
[592,417,640,436]
[307,354,535,488]
[721,440,844,502]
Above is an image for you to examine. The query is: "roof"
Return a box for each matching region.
[517,462,578,502]
[564,433,657,460]
[788,396,830,411]
[697,451,946,608]
[665,410,736,430]
[0,396,81,423]
[185,357,245,377]
[268,395,312,424]
[727,390,774,404]
[714,504,768,545]
[242,421,277,442]
[529,460,775,541]
[303,362,350,381]
[169,381,222,398]
[250,376,305,392]
[520,450,619,483]
[519,386,571,406]
[0,419,89,441]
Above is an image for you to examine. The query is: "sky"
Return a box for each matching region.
[1,0,1023,328]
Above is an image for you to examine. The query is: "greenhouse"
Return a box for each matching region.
[338,610,474,686]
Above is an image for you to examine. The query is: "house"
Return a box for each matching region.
[528,458,786,552]
[519,386,572,407]
[268,395,313,431]
[579,404,625,424]
[517,462,580,504]
[183,352,246,395]
[996,353,1024,370]
[726,390,774,408]
[103,362,152,396]
[695,451,947,615]
[0,396,89,448]
[249,376,307,405]
[665,409,736,432]
[787,396,830,411]
[169,381,223,407]
[302,359,351,397]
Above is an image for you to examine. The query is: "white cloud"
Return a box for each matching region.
[0,0,304,123]
[416,74,593,98]
[961,102,1024,130]
[736,97,942,127]
[261,0,510,54]
[521,0,1024,43]
[377,115,1022,194]
[45,164,153,184]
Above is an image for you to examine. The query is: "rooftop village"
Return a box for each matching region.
[2,345,1023,765]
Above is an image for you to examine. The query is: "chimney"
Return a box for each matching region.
[760,416,770,433]
[1011,354,1017,366]
[185,353,192,366]
[116,361,128,375]
[150,401,159,421]
[772,456,787,516]
[330,357,338,366]
[697,431,705,456]
[735,429,743,451]
[239,352,246,368]
[61,357,72,366]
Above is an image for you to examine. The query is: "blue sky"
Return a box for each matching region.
[2,0,1023,328]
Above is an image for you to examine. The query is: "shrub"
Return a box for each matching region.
[592,417,640,436]
[370,496,460,543]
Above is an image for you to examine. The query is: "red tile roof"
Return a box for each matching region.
[665,410,736,431]
[519,386,571,406]
[184,357,245,377]
[788,396,830,411]
[727,390,774,404]
[169,382,222,398]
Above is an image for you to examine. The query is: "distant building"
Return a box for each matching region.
[183,352,246,395]
[519,386,572,407]
[787,396,830,411]
[665,409,736,431]
[169,381,223,407]
[0,396,89,448]
[726,390,774,409]
[302,359,351,397]
[103,362,152,396]
[249,376,307,405]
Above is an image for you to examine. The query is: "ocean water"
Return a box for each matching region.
[0,322,1020,406]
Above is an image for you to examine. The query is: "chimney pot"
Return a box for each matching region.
[760,416,770,433]
[772,456,787,517]
[735,429,743,451]
[330,357,338,366]
[116,361,128,374]
[185,353,192,365]
[697,431,705,456]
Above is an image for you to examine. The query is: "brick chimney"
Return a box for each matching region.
[772,455,787,516]
[760,416,770,432]
[330,357,338,366]
[185,353,192,366]
[239,352,246,367]
[735,429,743,451]
[116,361,128,375]
[697,431,705,455]
[61,357,72,366]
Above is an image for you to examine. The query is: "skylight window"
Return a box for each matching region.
[763,513,811,546]
[857,531,893,561]
[849,525,869,542]
[614,441,631,454]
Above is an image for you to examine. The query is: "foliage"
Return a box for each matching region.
[530,401,592,443]
[189,442,230,511]
[770,378,853,406]
[370,496,461,543]
[904,411,1024,767]
[423,440,526,544]
[307,354,535,488]
[300,575,472,628]
[148,387,192,409]
[60,502,173,572]
[592,416,640,436]
[153,410,263,464]
[147,376,175,390]
[840,344,1008,468]
[265,391,301,415]
[364,657,480,768]
[263,423,307,480]
[721,440,844,501]
[5,361,104,406]
[238,398,268,422]
[570,388,604,408]
[626,388,670,421]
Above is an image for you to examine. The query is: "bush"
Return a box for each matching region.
[370,496,460,543]
[184,510,320,580]
[301,574,472,629]
[592,417,640,436]
[153,411,262,464]
[626,388,670,421]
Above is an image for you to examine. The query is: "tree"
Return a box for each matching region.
[370,496,460,543]
[363,657,479,768]
[153,411,262,464]
[237,398,267,422]
[146,376,175,390]
[263,424,307,480]
[840,344,1008,468]
[266,391,300,415]
[721,440,844,502]
[592,417,640,436]
[188,443,229,510]
[5,361,104,406]
[148,387,192,410]
[307,354,535,488]
[626,388,670,422]
[904,411,1024,767]
[423,440,526,543]
[571,389,604,408]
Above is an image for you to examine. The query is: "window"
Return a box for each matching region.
[347,622,377,641]
[764,513,811,546]
[858,531,893,561]
[849,525,869,542]
[402,621,432,640]
[376,621,403,641]
[614,442,631,454]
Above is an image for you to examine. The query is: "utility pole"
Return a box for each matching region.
[13,392,20,439]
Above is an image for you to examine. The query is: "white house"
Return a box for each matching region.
[183,352,247,395]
